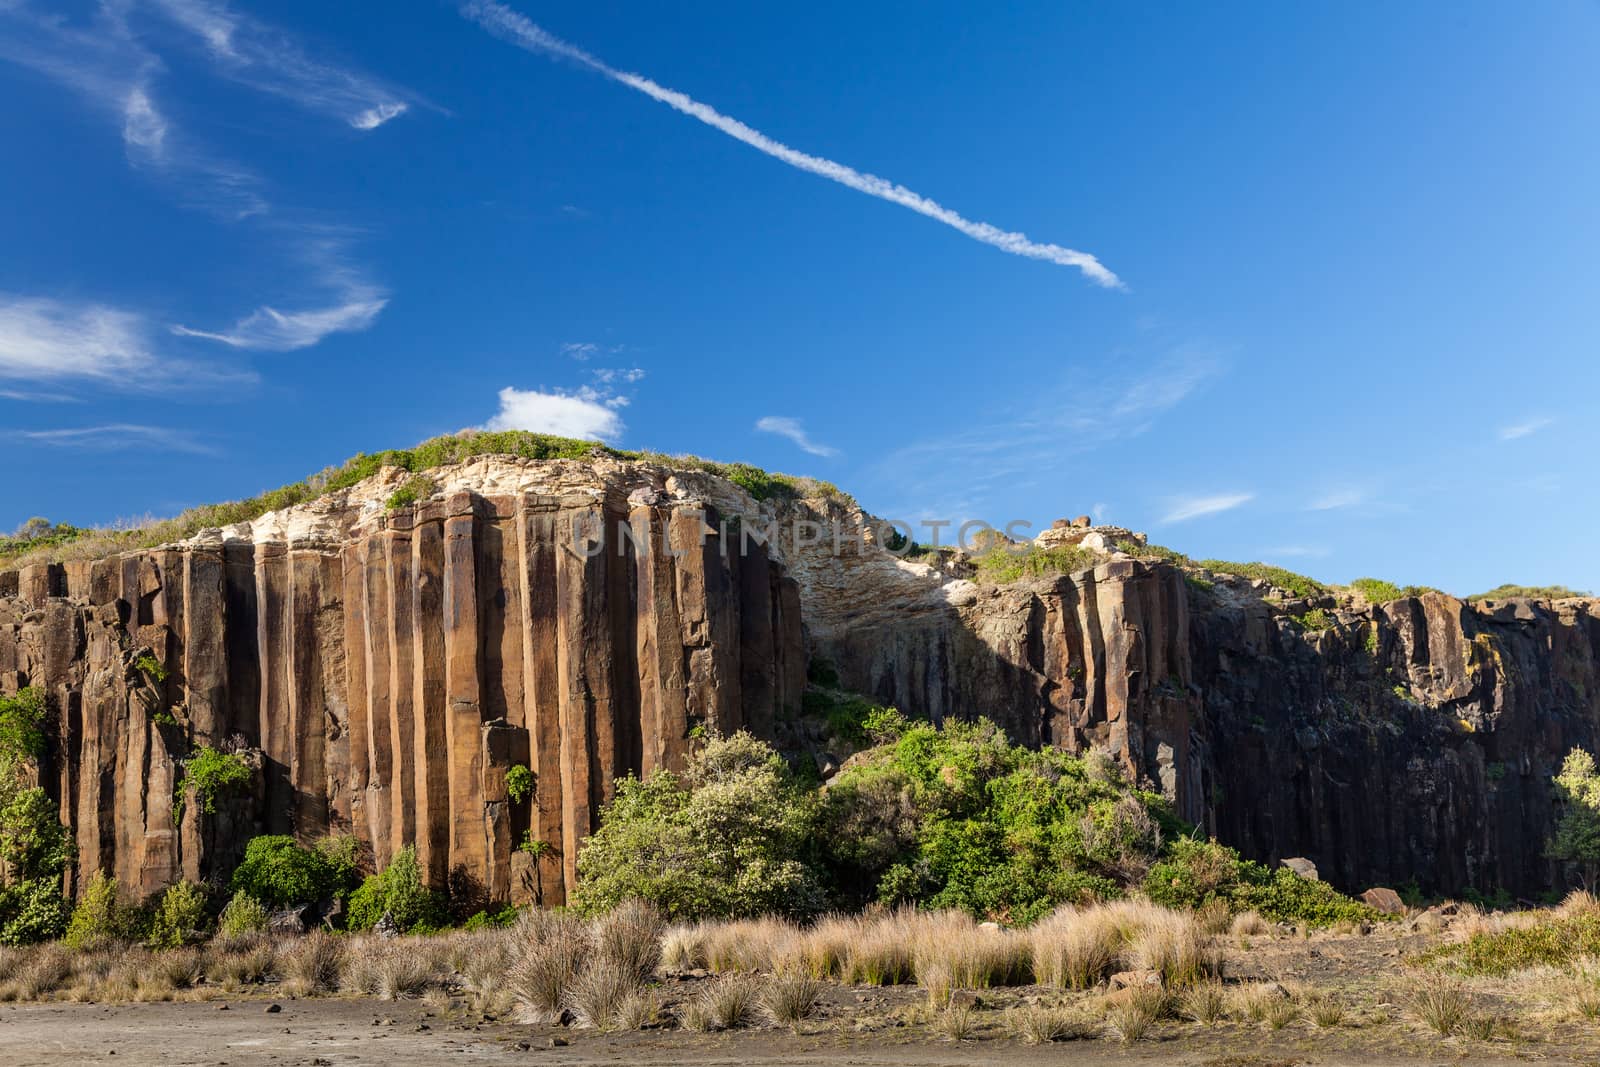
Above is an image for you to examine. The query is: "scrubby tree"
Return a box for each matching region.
[1550,748,1600,892]
[573,731,826,920]
[0,688,73,944]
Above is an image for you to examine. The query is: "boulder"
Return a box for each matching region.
[1072,516,1093,528]
[1281,857,1319,881]
[1362,887,1405,915]
[1109,969,1162,991]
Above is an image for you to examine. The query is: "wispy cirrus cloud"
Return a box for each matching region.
[867,344,1223,522]
[1499,416,1554,441]
[1307,487,1364,511]
[7,423,217,454]
[1160,491,1254,524]
[0,2,269,218]
[756,416,838,457]
[146,0,413,130]
[462,1,1122,287]
[171,235,387,351]
[0,293,249,390]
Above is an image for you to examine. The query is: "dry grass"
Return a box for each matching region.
[615,989,660,1030]
[933,1004,975,1040]
[1409,971,1472,1035]
[506,912,589,1022]
[1009,1005,1092,1043]
[1230,910,1270,936]
[1030,907,1120,990]
[1312,998,1345,1027]
[1128,908,1219,987]
[1181,980,1227,1023]
[591,899,664,982]
[1231,981,1286,1022]
[566,956,639,1031]
[373,948,436,1000]
[283,931,342,995]
[682,974,761,1031]
[760,973,822,1027]
[1105,985,1168,1042]
[660,925,708,971]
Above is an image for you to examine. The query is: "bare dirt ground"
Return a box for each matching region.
[2,924,1594,1067]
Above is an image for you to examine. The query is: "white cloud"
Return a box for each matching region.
[1498,416,1554,441]
[463,1,1123,287]
[0,295,157,382]
[1161,492,1254,524]
[148,0,412,130]
[1265,544,1330,559]
[0,3,269,219]
[1307,488,1363,511]
[172,236,388,351]
[9,424,215,454]
[592,366,645,385]
[755,415,838,457]
[173,291,386,351]
[485,386,624,442]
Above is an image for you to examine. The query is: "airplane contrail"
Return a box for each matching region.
[462,1,1123,288]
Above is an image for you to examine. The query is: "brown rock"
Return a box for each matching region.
[1282,857,1319,881]
[1109,969,1162,991]
[1362,888,1405,915]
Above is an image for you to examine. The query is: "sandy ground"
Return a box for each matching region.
[2,925,1594,1067]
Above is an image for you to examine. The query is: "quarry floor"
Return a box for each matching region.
[1,927,1593,1066]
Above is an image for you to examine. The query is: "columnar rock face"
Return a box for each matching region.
[6,456,1598,905]
[0,482,804,906]
[801,531,1600,899]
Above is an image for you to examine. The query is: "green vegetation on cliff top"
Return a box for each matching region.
[0,430,847,569]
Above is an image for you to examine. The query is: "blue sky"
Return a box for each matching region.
[2,1,1597,596]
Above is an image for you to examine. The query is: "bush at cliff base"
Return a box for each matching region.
[573,731,827,921]
[228,834,360,910]
[145,881,212,948]
[821,711,1181,923]
[572,714,1377,927]
[346,845,448,934]
[1142,836,1378,926]
[0,688,74,945]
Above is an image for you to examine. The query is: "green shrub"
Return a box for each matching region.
[1419,913,1600,976]
[146,881,210,948]
[0,786,74,882]
[345,845,448,933]
[384,473,436,511]
[0,877,72,945]
[573,732,827,920]
[1469,584,1591,602]
[1294,609,1335,632]
[974,543,1097,584]
[133,653,168,683]
[505,764,534,805]
[64,871,130,950]
[801,688,890,747]
[229,835,359,909]
[1349,578,1404,603]
[1117,540,1191,566]
[0,688,47,762]
[1198,560,1327,599]
[462,904,520,930]
[822,718,1165,923]
[176,746,251,823]
[1143,836,1375,927]
[217,890,270,936]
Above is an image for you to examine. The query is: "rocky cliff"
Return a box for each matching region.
[0,458,803,906]
[4,451,1596,904]
[788,505,1600,900]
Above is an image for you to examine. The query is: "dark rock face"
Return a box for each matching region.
[5,461,1597,906]
[817,557,1600,899]
[0,490,803,906]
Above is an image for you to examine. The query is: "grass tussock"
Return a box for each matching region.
[1409,971,1472,1035]
[760,973,822,1027]
[933,1004,976,1040]
[1105,984,1169,1043]
[1009,1005,1092,1044]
